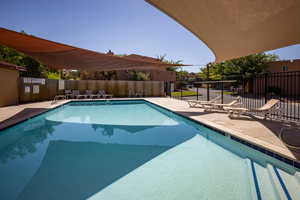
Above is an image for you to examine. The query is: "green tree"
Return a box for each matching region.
[0,44,64,78]
[0,45,24,66]
[157,54,183,72]
[199,53,278,80]
[0,45,48,78]
[62,70,80,80]
[176,70,189,81]
[0,30,61,79]
[130,71,150,81]
[100,71,117,80]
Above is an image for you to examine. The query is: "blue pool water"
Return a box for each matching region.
[0,100,299,200]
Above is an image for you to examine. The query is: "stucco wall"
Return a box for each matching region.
[267,60,300,72]
[0,68,19,106]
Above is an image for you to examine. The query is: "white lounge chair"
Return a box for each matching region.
[203,97,241,111]
[187,96,221,108]
[224,99,280,118]
[72,90,87,99]
[97,90,113,99]
[85,90,98,99]
[63,90,72,99]
[135,90,143,97]
[128,89,134,97]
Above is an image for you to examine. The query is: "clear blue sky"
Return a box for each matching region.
[1,0,300,72]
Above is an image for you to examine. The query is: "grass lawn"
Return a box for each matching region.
[171,90,199,97]
[216,91,234,95]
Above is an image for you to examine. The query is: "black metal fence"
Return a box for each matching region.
[240,71,300,122]
[170,71,300,122]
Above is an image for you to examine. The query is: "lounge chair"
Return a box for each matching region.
[72,90,87,99]
[85,90,98,99]
[97,90,113,99]
[203,97,241,111]
[64,90,72,99]
[187,96,221,108]
[224,99,280,118]
[128,89,134,97]
[135,91,143,97]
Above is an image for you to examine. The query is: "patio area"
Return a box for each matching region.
[1,97,299,164]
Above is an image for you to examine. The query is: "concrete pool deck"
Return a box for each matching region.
[0,97,299,164]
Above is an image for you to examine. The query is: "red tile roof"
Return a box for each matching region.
[0,60,26,71]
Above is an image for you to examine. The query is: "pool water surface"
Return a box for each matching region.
[0,100,299,200]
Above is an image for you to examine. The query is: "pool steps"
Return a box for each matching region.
[248,159,300,200]
[275,166,300,200]
[246,159,259,200]
[295,173,300,185]
[267,164,288,200]
[252,161,280,200]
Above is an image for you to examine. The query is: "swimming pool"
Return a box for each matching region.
[0,100,299,200]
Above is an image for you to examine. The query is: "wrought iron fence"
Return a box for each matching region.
[170,71,300,122]
[239,71,300,122]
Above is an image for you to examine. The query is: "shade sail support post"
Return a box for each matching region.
[206,63,210,101]
[264,73,268,104]
[221,65,224,104]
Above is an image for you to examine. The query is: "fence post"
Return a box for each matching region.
[221,65,224,104]
[197,87,199,100]
[169,82,171,96]
[264,73,268,103]
[221,82,224,104]
[180,83,183,100]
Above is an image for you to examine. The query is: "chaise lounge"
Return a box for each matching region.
[224,99,280,119]
[72,90,87,99]
[85,90,98,99]
[97,90,113,99]
[203,97,241,111]
[187,95,221,108]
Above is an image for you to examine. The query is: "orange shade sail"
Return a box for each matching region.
[0,28,189,71]
[146,0,300,62]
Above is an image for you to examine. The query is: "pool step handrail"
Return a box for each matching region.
[51,95,66,104]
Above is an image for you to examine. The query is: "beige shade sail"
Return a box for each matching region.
[146,0,300,62]
[0,28,188,71]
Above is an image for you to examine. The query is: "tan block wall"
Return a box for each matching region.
[0,68,19,106]
[19,78,165,103]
